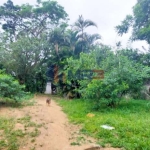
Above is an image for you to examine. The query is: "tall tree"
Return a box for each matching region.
[0,0,68,41]
[116,0,150,44]
[79,33,101,50]
[0,0,68,92]
[73,15,97,35]
[73,15,98,52]
[48,23,69,54]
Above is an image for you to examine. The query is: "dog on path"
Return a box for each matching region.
[46,98,51,106]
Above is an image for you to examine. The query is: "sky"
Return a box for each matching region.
[0,0,149,51]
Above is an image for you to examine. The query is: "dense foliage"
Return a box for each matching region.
[65,47,150,107]
[1,1,150,149]
[116,0,150,44]
[0,71,26,101]
[0,0,150,106]
[0,0,101,93]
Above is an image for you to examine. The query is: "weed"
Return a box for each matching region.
[30,128,40,137]
[0,117,20,150]
[0,114,41,150]
[70,142,80,146]
[17,115,31,124]
[31,139,36,143]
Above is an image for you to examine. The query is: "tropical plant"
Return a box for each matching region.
[73,15,98,52]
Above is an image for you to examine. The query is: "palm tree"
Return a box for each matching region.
[73,15,98,51]
[67,30,79,52]
[81,33,101,50]
[49,24,69,54]
[73,15,97,35]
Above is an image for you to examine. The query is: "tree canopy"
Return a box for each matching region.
[116,0,150,44]
[0,0,102,93]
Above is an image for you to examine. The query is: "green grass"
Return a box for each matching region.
[56,98,150,150]
[0,117,20,150]
[0,93,34,108]
[0,115,42,150]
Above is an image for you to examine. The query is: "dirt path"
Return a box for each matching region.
[0,95,120,150]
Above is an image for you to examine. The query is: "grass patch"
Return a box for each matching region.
[0,93,34,108]
[56,98,150,150]
[0,94,41,150]
[29,128,40,137]
[0,117,20,150]
[0,114,41,150]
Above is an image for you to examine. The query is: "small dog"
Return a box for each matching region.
[46,98,51,106]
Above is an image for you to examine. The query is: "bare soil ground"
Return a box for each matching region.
[0,95,121,150]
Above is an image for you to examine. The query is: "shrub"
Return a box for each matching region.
[83,55,150,108]
[0,71,26,101]
[66,48,150,108]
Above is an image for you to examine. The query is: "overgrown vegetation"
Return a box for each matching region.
[57,98,150,150]
[65,48,150,107]
[0,0,150,149]
[0,0,150,105]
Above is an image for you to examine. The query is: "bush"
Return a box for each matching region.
[83,55,150,108]
[66,48,150,108]
[0,71,26,101]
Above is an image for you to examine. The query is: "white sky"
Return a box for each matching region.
[0,0,149,51]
